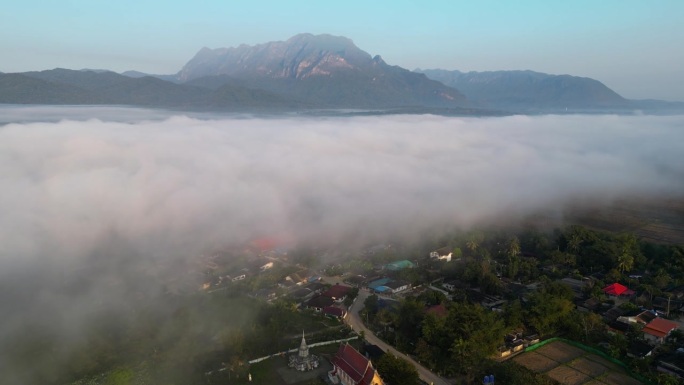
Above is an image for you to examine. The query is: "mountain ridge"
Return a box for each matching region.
[416,68,630,111]
[174,33,469,109]
[1,33,681,114]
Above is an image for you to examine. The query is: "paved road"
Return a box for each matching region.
[347,289,450,385]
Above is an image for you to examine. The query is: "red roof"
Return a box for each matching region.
[427,304,447,318]
[332,343,375,385]
[603,283,629,296]
[643,318,678,338]
[323,306,346,318]
[322,284,352,299]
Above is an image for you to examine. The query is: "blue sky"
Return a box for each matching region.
[1,0,682,100]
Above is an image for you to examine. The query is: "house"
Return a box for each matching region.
[328,343,384,385]
[602,283,635,297]
[287,273,308,286]
[627,340,655,358]
[575,297,601,312]
[322,284,352,302]
[607,320,632,335]
[430,247,452,262]
[305,282,327,294]
[560,278,588,298]
[305,295,334,312]
[323,306,347,320]
[383,280,411,294]
[617,310,657,325]
[290,288,315,303]
[602,306,627,322]
[384,260,415,271]
[367,278,391,290]
[524,334,540,347]
[643,317,679,344]
[260,261,274,271]
[228,269,248,282]
[442,280,464,292]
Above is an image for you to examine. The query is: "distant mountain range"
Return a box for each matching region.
[1,33,682,115]
[416,69,629,111]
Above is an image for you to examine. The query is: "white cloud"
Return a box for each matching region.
[1,110,683,268]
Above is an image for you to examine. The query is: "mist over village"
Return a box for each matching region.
[2,2,684,385]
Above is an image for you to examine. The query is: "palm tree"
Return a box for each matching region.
[567,233,583,254]
[617,252,634,273]
[507,236,521,259]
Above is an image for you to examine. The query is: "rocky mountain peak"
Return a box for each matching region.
[177,33,373,82]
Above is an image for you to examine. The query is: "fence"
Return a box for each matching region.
[248,336,358,364]
[524,337,652,385]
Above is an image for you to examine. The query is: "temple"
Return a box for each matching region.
[328,343,384,385]
[288,331,320,371]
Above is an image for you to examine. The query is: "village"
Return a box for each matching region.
[198,227,684,385]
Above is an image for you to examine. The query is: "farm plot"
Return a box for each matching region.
[535,341,585,363]
[513,340,643,385]
[512,352,559,373]
[568,357,609,377]
[546,365,591,385]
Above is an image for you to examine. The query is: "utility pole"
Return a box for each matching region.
[667,293,672,317]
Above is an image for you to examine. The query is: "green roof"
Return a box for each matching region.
[385,260,415,270]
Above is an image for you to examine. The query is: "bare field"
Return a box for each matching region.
[568,357,610,377]
[513,352,559,372]
[513,341,643,385]
[535,342,585,363]
[547,365,591,385]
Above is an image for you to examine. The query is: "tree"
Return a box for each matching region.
[526,290,574,337]
[364,294,379,317]
[344,287,359,307]
[465,231,484,256]
[375,354,419,385]
[445,303,505,378]
[507,236,521,259]
[567,233,583,254]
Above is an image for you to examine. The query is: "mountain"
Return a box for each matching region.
[121,70,179,83]
[416,69,631,112]
[176,33,468,109]
[2,68,301,110]
[0,73,105,104]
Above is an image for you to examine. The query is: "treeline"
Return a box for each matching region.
[359,225,684,384]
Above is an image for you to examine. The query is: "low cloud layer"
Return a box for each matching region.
[1,110,683,269]
[1,107,683,382]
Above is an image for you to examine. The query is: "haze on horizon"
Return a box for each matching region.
[0,1,683,101]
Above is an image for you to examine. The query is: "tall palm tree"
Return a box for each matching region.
[567,233,583,254]
[507,236,521,259]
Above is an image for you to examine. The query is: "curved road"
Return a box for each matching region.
[346,289,450,385]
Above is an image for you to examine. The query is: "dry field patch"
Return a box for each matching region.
[513,341,643,385]
[535,342,585,363]
[512,351,559,373]
[546,365,591,385]
[568,357,609,377]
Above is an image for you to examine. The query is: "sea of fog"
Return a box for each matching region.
[1,106,683,268]
[1,105,683,384]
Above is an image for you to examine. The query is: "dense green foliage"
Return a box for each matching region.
[375,354,419,385]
